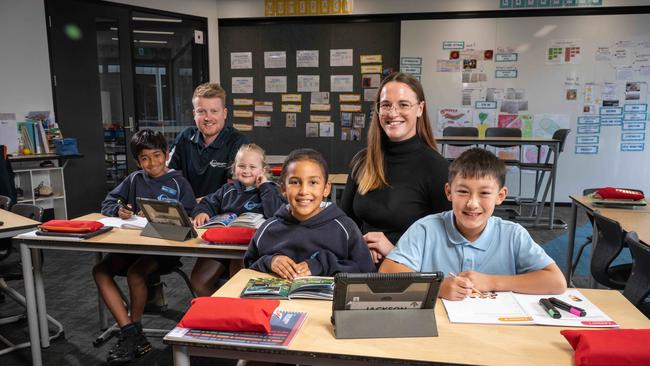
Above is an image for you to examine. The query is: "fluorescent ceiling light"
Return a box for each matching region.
[135,39,168,44]
[132,16,181,23]
[133,30,175,35]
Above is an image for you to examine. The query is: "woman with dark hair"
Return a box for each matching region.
[340,72,451,262]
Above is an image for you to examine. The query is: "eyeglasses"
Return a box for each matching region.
[375,101,420,115]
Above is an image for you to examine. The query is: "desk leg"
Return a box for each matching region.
[20,244,43,366]
[33,249,50,347]
[96,252,108,330]
[566,201,578,285]
[173,346,190,366]
[548,142,559,229]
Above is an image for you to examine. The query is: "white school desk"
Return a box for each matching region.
[164,269,650,366]
[0,208,40,238]
[436,136,561,229]
[14,213,248,366]
[565,195,650,284]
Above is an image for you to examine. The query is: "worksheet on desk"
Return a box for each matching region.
[442,292,533,325]
[98,216,147,229]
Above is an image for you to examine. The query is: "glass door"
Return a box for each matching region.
[131,11,208,147]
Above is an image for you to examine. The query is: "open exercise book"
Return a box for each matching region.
[165,310,306,349]
[442,289,618,328]
[240,277,335,300]
[197,212,265,229]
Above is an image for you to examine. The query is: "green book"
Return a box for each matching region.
[240,276,334,300]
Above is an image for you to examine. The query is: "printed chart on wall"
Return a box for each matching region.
[401,13,650,199]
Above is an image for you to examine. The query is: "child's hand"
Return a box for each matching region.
[271,255,300,280]
[255,174,268,188]
[193,213,210,227]
[118,204,133,219]
[439,276,474,301]
[363,232,394,256]
[458,271,493,292]
[369,248,383,263]
[294,262,312,277]
[195,196,204,204]
[137,210,144,217]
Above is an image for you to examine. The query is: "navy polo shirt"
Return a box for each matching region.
[168,126,248,197]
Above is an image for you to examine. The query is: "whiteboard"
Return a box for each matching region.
[402,13,650,202]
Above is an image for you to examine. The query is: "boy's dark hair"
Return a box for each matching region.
[448,148,506,188]
[280,148,329,184]
[130,129,167,160]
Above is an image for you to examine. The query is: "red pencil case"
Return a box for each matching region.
[594,187,644,201]
[39,220,104,233]
[178,297,279,333]
[561,329,650,366]
[201,227,256,245]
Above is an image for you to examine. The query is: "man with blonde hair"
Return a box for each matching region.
[168,82,248,199]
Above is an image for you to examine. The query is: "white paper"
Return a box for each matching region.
[330,49,353,67]
[311,92,329,104]
[297,75,320,92]
[330,75,353,92]
[0,113,20,154]
[232,77,253,94]
[230,52,252,69]
[264,51,287,69]
[265,76,287,93]
[297,50,319,68]
[319,122,334,137]
[99,216,148,229]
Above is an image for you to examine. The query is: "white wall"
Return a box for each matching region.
[0,0,54,120]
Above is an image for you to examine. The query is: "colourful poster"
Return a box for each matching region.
[437,108,473,135]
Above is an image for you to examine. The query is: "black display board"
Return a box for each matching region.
[218,18,400,173]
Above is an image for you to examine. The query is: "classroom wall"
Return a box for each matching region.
[0,0,54,121]
[215,0,650,18]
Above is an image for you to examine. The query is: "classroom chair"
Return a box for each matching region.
[0,195,11,210]
[93,261,196,347]
[0,203,63,356]
[623,232,650,318]
[590,211,632,290]
[441,126,479,161]
[515,129,570,228]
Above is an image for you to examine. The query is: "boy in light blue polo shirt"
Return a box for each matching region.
[380,148,566,300]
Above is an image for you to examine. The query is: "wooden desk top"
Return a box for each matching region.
[210,269,650,366]
[0,208,40,233]
[14,213,248,256]
[329,173,348,185]
[571,195,650,243]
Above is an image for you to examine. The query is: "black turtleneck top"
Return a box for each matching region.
[340,135,451,245]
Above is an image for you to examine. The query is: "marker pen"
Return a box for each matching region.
[539,298,561,319]
[549,297,586,317]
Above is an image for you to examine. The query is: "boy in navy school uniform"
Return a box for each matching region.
[380,148,566,300]
[96,129,195,365]
[244,148,375,279]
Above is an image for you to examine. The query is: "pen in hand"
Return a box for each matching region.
[448,272,484,296]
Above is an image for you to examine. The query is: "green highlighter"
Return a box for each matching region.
[539,298,561,319]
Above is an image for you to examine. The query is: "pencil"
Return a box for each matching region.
[448,272,485,296]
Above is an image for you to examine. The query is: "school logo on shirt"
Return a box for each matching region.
[209,160,227,168]
[161,185,178,197]
[244,200,261,210]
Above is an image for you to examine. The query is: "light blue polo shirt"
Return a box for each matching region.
[386,210,554,275]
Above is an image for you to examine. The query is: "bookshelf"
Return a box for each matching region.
[11,156,68,220]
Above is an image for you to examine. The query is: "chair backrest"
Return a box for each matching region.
[551,128,571,153]
[590,211,627,289]
[623,232,650,310]
[0,194,11,210]
[11,203,44,222]
[485,127,521,138]
[443,126,479,137]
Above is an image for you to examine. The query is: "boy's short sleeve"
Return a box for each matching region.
[386,220,428,272]
[513,225,555,274]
